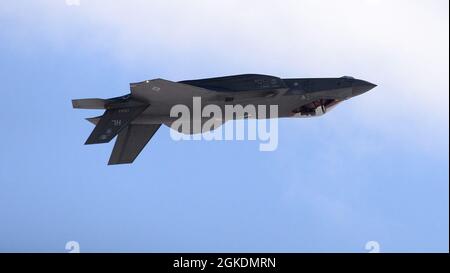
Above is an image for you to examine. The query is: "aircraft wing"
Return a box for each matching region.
[108,124,161,165]
[130,78,211,102]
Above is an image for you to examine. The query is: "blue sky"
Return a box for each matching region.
[0,0,448,252]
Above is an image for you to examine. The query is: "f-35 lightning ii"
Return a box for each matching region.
[72,74,376,165]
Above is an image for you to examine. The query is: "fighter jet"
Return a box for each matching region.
[72,74,376,165]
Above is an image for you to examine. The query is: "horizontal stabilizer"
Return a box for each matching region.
[72,98,106,109]
[85,105,148,144]
[108,124,161,165]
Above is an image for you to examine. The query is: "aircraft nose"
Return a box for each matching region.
[352,80,377,96]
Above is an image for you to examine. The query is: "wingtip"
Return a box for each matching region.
[107,159,134,165]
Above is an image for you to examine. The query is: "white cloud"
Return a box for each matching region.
[1,0,448,152]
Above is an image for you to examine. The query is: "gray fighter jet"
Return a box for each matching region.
[72,74,376,165]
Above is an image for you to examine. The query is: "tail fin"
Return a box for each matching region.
[84,105,148,144]
[72,95,149,145]
[83,112,161,165]
[73,95,162,164]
